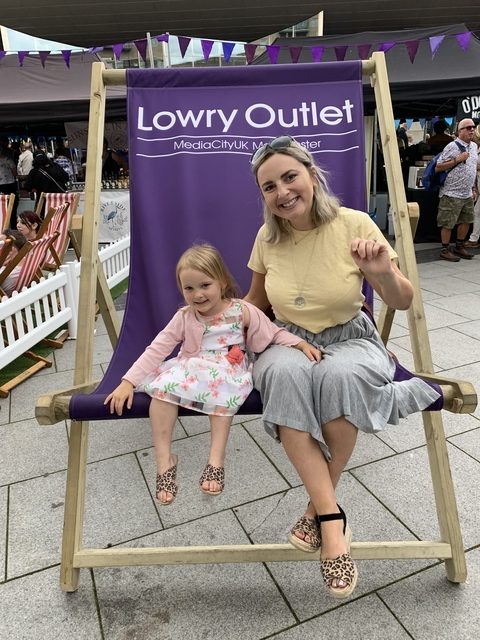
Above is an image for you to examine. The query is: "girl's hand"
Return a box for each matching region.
[104,380,134,416]
[294,341,322,362]
[350,237,392,277]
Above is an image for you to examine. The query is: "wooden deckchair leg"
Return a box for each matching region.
[60,420,89,592]
[422,411,467,582]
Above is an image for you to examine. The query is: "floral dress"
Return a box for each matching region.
[138,300,253,416]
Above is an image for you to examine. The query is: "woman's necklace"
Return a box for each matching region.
[290,228,319,308]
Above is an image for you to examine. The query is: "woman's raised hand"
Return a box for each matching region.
[350,237,392,276]
[104,379,135,416]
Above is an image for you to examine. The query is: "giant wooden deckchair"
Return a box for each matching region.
[36,54,476,593]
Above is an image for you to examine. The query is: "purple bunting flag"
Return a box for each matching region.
[0,51,6,62]
[177,36,191,58]
[156,34,169,43]
[135,39,148,62]
[429,35,445,58]
[456,31,472,52]
[61,50,72,68]
[266,45,280,64]
[18,51,29,66]
[357,44,372,60]
[222,41,235,63]
[244,43,257,64]
[289,46,302,63]
[201,39,214,61]
[39,50,50,67]
[112,43,124,60]
[405,40,420,63]
[89,46,104,54]
[378,42,395,53]
[311,45,324,63]
[334,45,348,61]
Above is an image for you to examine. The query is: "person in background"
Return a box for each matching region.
[396,119,409,149]
[54,145,75,182]
[16,211,42,241]
[464,123,480,249]
[102,138,127,179]
[24,151,69,212]
[0,229,27,295]
[17,142,34,186]
[0,138,18,226]
[428,120,454,156]
[435,118,478,261]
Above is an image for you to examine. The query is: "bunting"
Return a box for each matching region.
[0,28,477,69]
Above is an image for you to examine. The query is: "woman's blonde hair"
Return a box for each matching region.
[251,138,340,243]
[176,243,240,299]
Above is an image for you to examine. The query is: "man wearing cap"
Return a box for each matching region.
[435,118,478,262]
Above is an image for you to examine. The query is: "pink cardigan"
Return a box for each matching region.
[123,299,302,387]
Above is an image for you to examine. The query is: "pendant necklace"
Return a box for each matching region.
[290,228,319,308]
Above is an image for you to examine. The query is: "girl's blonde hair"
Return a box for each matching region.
[176,243,240,299]
[251,138,340,243]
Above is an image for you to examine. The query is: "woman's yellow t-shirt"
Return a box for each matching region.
[247,207,397,334]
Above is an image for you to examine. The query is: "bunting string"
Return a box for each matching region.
[0,29,478,68]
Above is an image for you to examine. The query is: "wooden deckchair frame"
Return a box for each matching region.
[36,55,475,592]
[0,193,15,230]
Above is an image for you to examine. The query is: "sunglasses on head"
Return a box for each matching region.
[459,125,476,131]
[250,135,295,164]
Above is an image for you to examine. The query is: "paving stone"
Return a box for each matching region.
[9,364,104,422]
[0,486,6,581]
[417,262,456,279]
[0,566,101,640]
[449,427,480,462]
[79,417,186,464]
[393,302,471,331]
[137,427,289,527]
[8,470,68,577]
[8,455,160,577]
[380,548,480,640]
[419,275,480,297]
[0,418,68,485]
[236,475,433,620]
[243,417,301,486]
[0,396,10,425]
[94,511,295,640]
[178,413,259,437]
[427,292,480,321]
[392,327,480,370]
[271,594,411,639]
[351,443,480,548]
[452,318,480,341]
[83,455,161,548]
[377,411,480,453]
[54,332,114,372]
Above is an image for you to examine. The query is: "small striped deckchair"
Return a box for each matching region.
[36,192,81,265]
[0,193,15,231]
[36,202,72,270]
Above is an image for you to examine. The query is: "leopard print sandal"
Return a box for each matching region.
[199,463,225,495]
[156,456,178,506]
[318,506,358,599]
[288,509,322,553]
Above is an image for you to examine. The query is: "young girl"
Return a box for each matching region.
[105,243,320,505]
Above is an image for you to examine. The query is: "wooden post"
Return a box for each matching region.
[371,51,466,582]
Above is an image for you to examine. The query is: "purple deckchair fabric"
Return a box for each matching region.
[70,62,442,421]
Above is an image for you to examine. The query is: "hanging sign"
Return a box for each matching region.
[457,95,480,120]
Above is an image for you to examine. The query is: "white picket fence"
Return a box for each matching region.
[0,235,130,371]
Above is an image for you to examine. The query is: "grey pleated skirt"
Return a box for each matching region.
[253,312,440,459]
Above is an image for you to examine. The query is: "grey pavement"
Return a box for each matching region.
[1,245,480,639]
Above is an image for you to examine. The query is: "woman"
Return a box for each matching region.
[24,151,69,212]
[16,211,42,241]
[245,136,440,598]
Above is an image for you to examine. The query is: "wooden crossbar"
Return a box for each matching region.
[36,55,472,593]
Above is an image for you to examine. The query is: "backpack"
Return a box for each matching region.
[421,141,466,191]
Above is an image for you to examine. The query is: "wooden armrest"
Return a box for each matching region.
[36,381,99,425]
